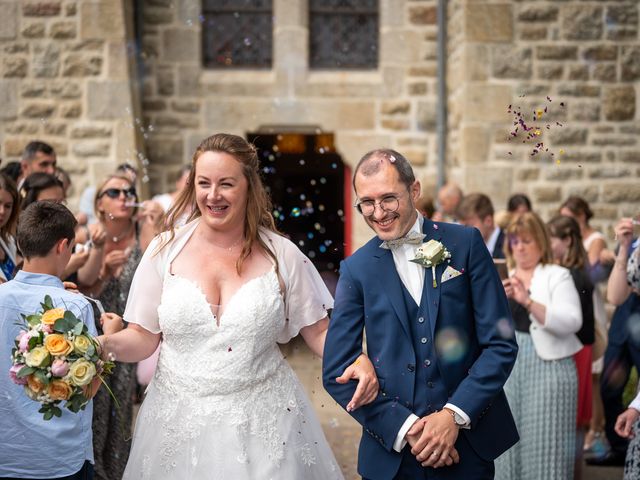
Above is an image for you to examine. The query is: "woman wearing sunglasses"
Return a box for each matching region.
[81,174,163,480]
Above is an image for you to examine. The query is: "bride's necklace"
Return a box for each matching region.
[210,236,244,252]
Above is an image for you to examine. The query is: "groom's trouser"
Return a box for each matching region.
[364,434,494,480]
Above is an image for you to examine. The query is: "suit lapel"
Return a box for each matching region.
[422,219,443,339]
[373,247,413,341]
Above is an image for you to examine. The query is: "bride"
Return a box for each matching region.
[97,133,378,479]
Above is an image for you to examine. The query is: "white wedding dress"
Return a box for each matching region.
[122,221,343,479]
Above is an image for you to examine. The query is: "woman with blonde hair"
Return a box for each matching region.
[0,174,19,283]
[495,212,583,480]
[97,133,378,479]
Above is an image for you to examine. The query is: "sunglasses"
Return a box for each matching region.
[99,187,137,199]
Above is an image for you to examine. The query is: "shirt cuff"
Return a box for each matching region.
[629,395,640,413]
[444,403,471,429]
[393,414,420,452]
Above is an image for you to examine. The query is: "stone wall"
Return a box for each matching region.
[448,0,639,236]
[0,0,142,205]
[139,0,440,246]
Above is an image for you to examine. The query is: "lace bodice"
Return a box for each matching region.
[155,269,286,396]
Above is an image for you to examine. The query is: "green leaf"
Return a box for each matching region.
[86,344,96,357]
[27,336,39,350]
[17,366,36,378]
[64,310,79,323]
[73,321,84,336]
[52,406,62,417]
[53,317,74,333]
[34,369,50,386]
[41,295,55,311]
[25,314,41,327]
[43,410,53,421]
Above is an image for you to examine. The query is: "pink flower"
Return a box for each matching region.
[18,332,32,352]
[50,359,70,377]
[9,364,27,385]
[42,324,53,334]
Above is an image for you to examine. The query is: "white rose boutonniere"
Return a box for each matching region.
[410,239,452,288]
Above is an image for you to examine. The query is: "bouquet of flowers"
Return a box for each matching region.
[9,295,115,420]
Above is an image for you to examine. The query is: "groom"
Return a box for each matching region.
[323,149,519,479]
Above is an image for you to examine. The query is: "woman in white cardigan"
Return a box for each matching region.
[495,212,583,480]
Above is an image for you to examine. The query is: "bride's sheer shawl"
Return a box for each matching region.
[122,218,334,342]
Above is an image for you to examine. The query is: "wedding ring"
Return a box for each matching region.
[432,451,439,457]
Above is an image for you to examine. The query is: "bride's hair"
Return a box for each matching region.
[160,133,279,275]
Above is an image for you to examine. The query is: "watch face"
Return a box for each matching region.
[453,412,465,425]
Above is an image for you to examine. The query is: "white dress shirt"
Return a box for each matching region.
[389,214,470,452]
[485,226,501,256]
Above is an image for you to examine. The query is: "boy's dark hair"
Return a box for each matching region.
[22,141,55,162]
[17,202,77,259]
[0,161,21,182]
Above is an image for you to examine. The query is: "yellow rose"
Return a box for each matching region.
[24,346,51,368]
[26,374,45,393]
[44,334,73,357]
[47,379,73,401]
[68,359,96,387]
[73,335,92,355]
[41,308,65,326]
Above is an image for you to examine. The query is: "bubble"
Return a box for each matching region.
[243,37,252,46]
[308,251,316,258]
[318,204,325,211]
[310,179,316,186]
[319,245,327,253]
[320,177,327,184]
[290,207,301,218]
[435,327,467,364]
[298,240,305,247]
[307,232,314,239]
[324,240,333,246]
[331,163,338,169]
[328,418,339,428]
[337,209,344,216]
[300,194,306,201]
[142,175,150,183]
[298,159,305,165]
[496,318,514,340]
[314,223,322,231]
[186,19,193,26]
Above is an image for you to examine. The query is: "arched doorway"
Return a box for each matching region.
[248,130,351,291]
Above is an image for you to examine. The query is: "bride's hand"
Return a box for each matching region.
[336,353,379,412]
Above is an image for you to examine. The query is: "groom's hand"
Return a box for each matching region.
[336,353,379,411]
[408,411,460,468]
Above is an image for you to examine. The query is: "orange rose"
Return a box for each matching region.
[41,308,65,326]
[27,374,45,393]
[44,334,73,356]
[47,379,73,401]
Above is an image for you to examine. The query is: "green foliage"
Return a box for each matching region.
[623,367,638,408]
[17,366,35,378]
[40,295,55,311]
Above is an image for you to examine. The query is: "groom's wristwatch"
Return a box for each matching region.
[443,407,466,427]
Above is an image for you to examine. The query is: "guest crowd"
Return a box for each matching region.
[0,139,639,480]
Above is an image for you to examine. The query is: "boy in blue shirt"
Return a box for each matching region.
[0,202,119,480]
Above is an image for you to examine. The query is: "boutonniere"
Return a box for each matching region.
[410,239,452,288]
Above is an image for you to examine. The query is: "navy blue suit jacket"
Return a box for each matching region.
[323,219,519,479]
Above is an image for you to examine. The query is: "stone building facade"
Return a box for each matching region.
[0,0,638,246]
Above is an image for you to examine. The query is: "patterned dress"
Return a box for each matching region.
[92,243,142,480]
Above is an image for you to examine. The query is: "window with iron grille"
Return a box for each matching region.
[309,0,378,70]
[202,0,273,69]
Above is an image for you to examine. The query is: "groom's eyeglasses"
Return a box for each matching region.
[355,195,400,216]
[99,187,137,199]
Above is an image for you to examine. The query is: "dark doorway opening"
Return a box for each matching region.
[248,131,350,287]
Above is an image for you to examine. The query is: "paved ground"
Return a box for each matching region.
[284,338,624,480]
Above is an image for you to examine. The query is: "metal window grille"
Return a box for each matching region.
[309,0,378,69]
[202,0,273,69]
